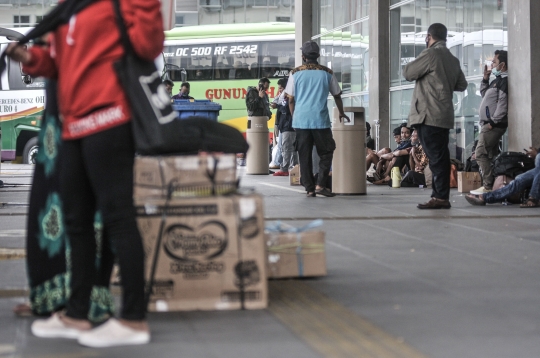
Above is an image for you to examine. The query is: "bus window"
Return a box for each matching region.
[214,42,259,80]
[8,58,45,90]
[259,40,294,78]
[163,44,214,81]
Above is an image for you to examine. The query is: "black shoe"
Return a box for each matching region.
[307,192,316,197]
[315,188,335,197]
[417,198,451,209]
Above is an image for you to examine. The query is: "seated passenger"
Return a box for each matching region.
[366,126,400,179]
[172,82,194,100]
[465,147,540,208]
[401,129,429,187]
[372,125,412,185]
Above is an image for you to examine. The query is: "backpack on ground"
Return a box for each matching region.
[492,152,535,179]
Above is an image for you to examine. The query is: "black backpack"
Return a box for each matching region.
[492,152,535,178]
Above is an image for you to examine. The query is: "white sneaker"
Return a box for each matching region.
[31,313,85,339]
[470,186,492,195]
[77,318,150,348]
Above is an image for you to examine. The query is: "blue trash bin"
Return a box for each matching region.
[172,99,222,121]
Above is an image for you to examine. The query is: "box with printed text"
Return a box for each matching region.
[136,194,267,311]
[134,154,237,199]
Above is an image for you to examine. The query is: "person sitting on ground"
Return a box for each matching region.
[372,125,413,185]
[365,126,400,178]
[409,129,429,173]
[465,147,540,208]
[401,129,429,187]
[172,82,194,100]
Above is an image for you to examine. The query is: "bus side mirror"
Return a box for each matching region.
[22,75,33,85]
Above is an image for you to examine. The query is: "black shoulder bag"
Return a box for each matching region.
[112,0,248,155]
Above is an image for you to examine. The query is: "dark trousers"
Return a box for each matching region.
[61,123,146,321]
[416,124,451,200]
[295,128,336,192]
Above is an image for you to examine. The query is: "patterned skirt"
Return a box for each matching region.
[26,81,114,322]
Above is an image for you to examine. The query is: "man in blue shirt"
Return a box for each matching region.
[284,41,349,197]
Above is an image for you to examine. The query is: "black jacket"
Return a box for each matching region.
[245,86,271,118]
[277,96,294,132]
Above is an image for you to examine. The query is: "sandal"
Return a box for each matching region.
[315,188,335,197]
[520,197,539,208]
[465,194,486,206]
[13,303,33,317]
[372,177,391,185]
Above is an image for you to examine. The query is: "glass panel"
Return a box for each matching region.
[163,44,215,81]
[8,58,45,90]
[400,2,415,83]
[341,27,352,94]
[320,0,333,32]
[260,40,295,78]
[333,0,344,28]
[350,22,365,93]
[332,30,343,83]
[390,8,401,87]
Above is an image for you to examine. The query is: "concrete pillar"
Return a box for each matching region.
[294,0,312,67]
[507,0,540,150]
[368,0,390,149]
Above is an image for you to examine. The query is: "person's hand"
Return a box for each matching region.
[339,113,350,123]
[525,147,538,159]
[483,64,491,80]
[487,123,492,130]
[270,102,277,109]
[6,43,31,64]
[258,88,265,98]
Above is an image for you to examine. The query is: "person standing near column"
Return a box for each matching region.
[403,23,468,209]
[470,50,508,195]
[284,41,349,197]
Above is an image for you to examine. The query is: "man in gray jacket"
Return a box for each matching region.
[404,23,468,209]
[470,50,508,195]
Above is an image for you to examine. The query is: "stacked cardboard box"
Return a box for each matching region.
[134,154,268,311]
[134,154,237,198]
[457,172,482,193]
[265,228,326,279]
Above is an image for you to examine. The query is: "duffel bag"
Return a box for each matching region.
[492,152,535,179]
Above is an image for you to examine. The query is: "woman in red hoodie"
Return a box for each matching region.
[7,0,164,347]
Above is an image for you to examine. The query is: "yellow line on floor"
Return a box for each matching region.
[0,289,28,298]
[268,281,429,358]
[0,248,26,260]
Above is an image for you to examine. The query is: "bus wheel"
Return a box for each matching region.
[23,137,39,165]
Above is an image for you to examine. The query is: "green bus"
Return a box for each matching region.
[0,27,44,164]
[161,22,296,133]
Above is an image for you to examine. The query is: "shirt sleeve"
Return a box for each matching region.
[329,73,341,96]
[284,75,295,98]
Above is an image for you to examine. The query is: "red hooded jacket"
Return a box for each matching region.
[23,0,164,140]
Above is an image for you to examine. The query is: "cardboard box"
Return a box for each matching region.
[289,164,301,186]
[458,171,482,193]
[134,154,237,199]
[266,231,326,278]
[136,194,267,311]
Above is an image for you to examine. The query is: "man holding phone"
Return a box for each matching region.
[470,50,508,195]
[245,77,272,119]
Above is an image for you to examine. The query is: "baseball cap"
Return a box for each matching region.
[301,41,320,58]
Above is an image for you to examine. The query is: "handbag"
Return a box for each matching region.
[111,0,248,155]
